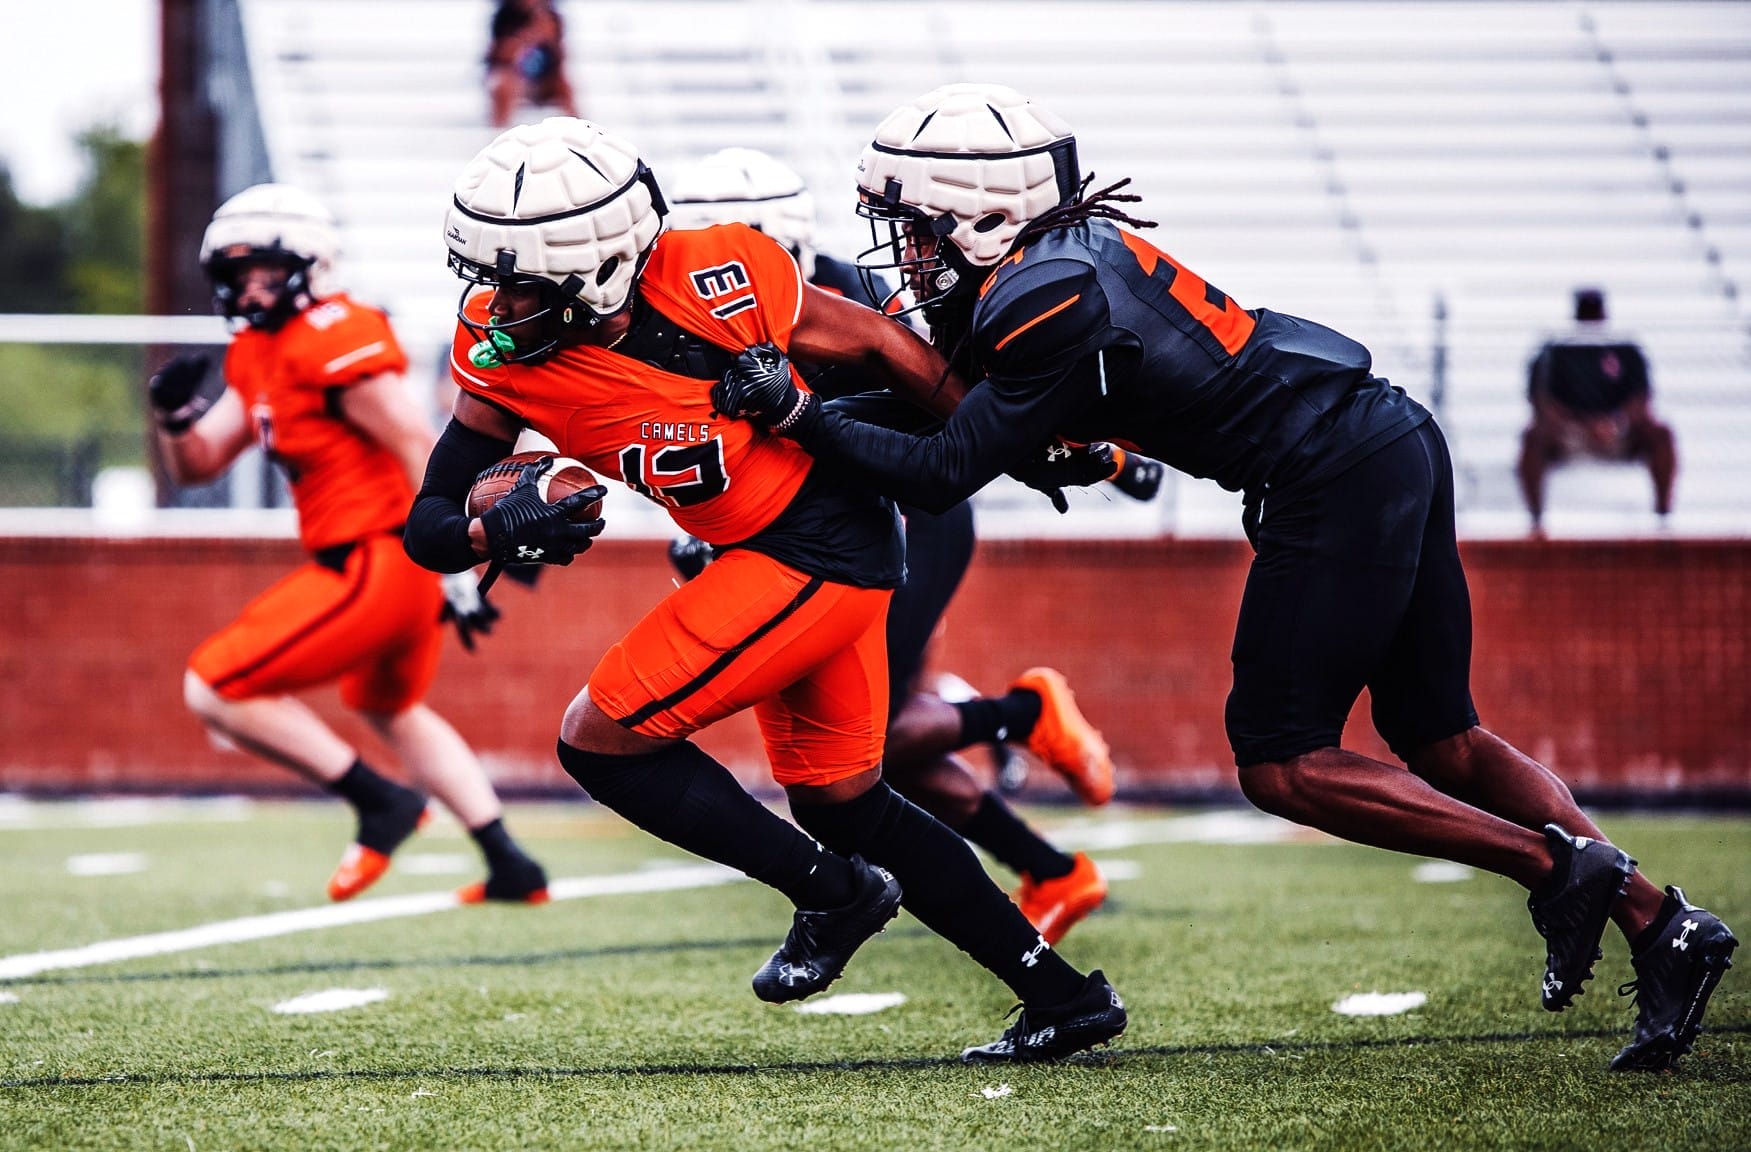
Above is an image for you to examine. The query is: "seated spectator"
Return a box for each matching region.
[486,0,579,127]
[1517,287,1677,531]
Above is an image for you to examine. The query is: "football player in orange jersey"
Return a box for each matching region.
[664,147,1126,945]
[149,183,548,906]
[404,118,1127,1063]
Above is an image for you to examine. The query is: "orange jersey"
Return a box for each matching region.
[448,225,816,546]
[224,294,412,552]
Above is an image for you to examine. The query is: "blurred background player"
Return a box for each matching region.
[1517,286,1677,533]
[485,0,579,128]
[666,146,1144,943]
[714,84,1737,1072]
[148,183,547,906]
[405,118,1127,1062]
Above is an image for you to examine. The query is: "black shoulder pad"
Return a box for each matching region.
[614,297,738,382]
[973,254,1108,382]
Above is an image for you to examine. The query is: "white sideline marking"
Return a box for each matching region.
[1332,991,1428,1016]
[1412,861,1474,884]
[1054,811,1306,849]
[0,796,253,830]
[978,1084,1014,1099]
[0,864,741,981]
[0,814,1298,982]
[794,992,906,1016]
[273,987,389,1015]
[1094,858,1143,881]
[395,854,473,876]
[66,852,148,877]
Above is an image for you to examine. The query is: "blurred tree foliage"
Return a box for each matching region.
[0,126,150,503]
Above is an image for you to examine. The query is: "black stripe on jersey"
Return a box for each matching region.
[618,575,826,728]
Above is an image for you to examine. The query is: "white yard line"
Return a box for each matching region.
[0,812,1312,982]
[0,864,740,981]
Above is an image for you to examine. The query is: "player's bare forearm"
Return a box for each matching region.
[790,285,966,418]
[156,390,250,485]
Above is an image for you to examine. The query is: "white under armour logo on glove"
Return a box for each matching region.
[1046,444,1073,461]
[515,545,546,561]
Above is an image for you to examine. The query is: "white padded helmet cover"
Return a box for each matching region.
[666,147,815,263]
[446,117,662,315]
[857,83,1074,267]
[199,182,341,297]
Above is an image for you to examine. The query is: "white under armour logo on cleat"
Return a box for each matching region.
[1020,935,1049,968]
[1673,918,1699,951]
[1543,973,1562,994]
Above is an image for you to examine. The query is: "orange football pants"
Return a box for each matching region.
[189,534,445,714]
[588,547,891,787]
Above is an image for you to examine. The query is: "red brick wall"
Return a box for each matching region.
[4,536,1746,797]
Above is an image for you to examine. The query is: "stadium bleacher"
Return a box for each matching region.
[235,0,1751,536]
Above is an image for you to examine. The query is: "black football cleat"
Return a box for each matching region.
[961,968,1127,1063]
[752,856,902,1004]
[458,850,550,905]
[1610,887,1737,1072]
[1528,823,1635,1011]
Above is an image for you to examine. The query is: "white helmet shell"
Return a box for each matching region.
[857,83,1076,267]
[445,117,663,317]
[667,147,815,275]
[199,182,340,297]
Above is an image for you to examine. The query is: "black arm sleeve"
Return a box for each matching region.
[789,359,1096,515]
[403,418,516,573]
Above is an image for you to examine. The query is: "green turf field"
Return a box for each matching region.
[1,800,1745,1151]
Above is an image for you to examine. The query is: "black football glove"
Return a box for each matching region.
[711,343,812,431]
[439,571,501,651]
[478,456,607,567]
[668,534,714,582]
[1108,448,1166,502]
[1006,441,1119,514]
[147,353,214,433]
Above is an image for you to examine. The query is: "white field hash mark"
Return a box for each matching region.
[273,987,389,1014]
[1331,991,1428,1016]
[794,992,907,1015]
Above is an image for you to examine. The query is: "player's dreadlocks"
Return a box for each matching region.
[1009,174,1157,250]
[927,174,1158,391]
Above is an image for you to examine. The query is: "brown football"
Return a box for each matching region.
[466,451,604,521]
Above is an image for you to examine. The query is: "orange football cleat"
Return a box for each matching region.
[1011,667,1115,805]
[326,805,431,902]
[1016,852,1108,946]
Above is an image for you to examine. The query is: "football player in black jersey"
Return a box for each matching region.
[667,147,1145,944]
[714,84,1736,1071]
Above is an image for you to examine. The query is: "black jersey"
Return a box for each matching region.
[792,219,1429,513]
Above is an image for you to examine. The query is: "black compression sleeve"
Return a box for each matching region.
[403,418,516,573]
[791,361,1093,514]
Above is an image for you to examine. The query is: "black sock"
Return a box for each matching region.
[326,758,400,810]
[468,817,520,869]
[556,739,854,910]
[953,690,1044,747]
[960,793,1075,881]
[327,759,423,852]
[793,781,1084,1007]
